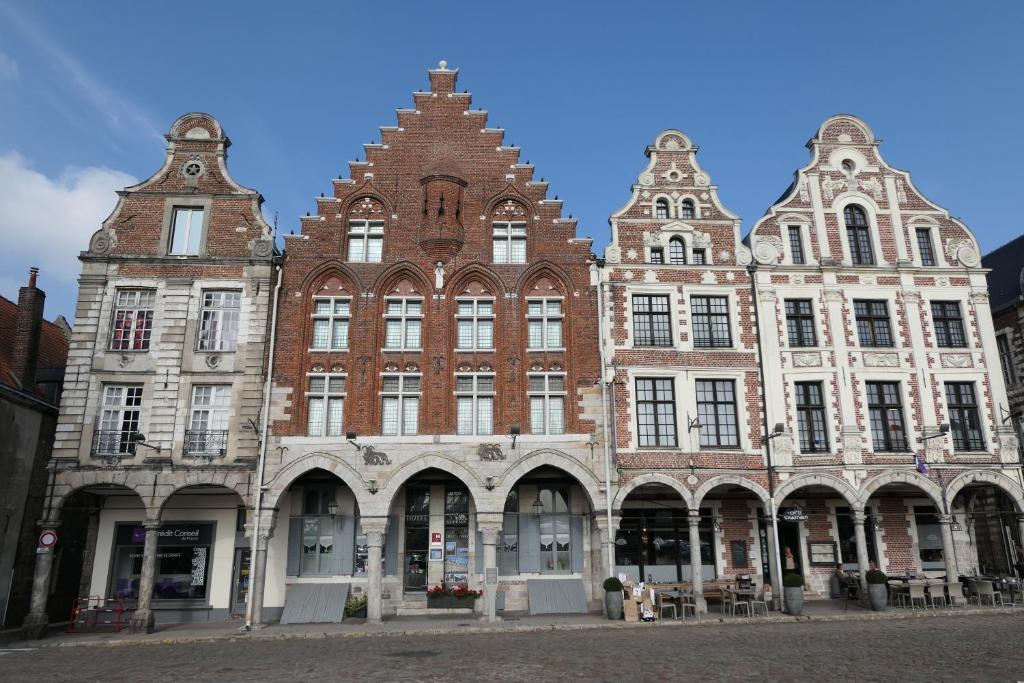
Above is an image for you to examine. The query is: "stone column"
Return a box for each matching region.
[361,517,388,625]
[687,510,706,614]
[21,520,61,639]
[129,519,161,633]
[852,510,871,595]
[479,523,502,622]
[764,512,783,612]
[593,512,620,581]
[248,532,272,628]
[938,514,959,580]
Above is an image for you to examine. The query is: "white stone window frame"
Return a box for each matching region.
[346,219,385,263]
[925,297,972,350]
[525,296,565,352]
[186,383,233,455]
[309,296,352,352]
[382,296,424,352]
[99,280,167,357]
[306,373,347,438]
[196,288,243,353]
[622,369,679,451]
[645,221,713,267]
[848,290,901,351]
[622,285,681,352]
[856,372,914,455]
[159,197,213,258]
[108,287,157,353]
[906,216,947,268]
[454,372,496,436]
[380,372,421,436]
[786,372,837,456]
[682,286,741,353]
[677,196,701,221]
[833,195,887,268]
[778,289,824,351]
[652,194,673,220]
[95,382,145,456]
[527,372,567,436]
[492,220,528,264]
[937,371,992,455]
[778,214,816,267]
[454,297,496,352]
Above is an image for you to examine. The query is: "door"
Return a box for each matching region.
[231,548,251,615]
[404,487,430,591]
[779,521,802,575]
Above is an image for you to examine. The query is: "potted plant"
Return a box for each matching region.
[426,583,482,609]
[345,593,367,618]
[603,577,624,620]
[783,573,805,615]
[866,569,888,611]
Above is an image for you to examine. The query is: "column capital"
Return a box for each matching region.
[37,519,61,531]
[142,519,161,531]
[480,526,502,545]
[687,509,701,526]
[852,511,867,525]
[359,516,389,536]
[937,514,954,525]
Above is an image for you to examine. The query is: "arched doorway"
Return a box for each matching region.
[615,483,694,584]
[946,474,1024,577]
[694,477,772,591]
[861,472,948,578]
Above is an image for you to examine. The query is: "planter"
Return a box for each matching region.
[783,586,804,615]
[605,590,623,620]
[427,595,477,609]
[829,575,842,599]
[867,583,887,611]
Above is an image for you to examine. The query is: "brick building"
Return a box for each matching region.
[0,270,70,627]
[985,234,1024,458]
[21,113,278,636]
[251,63,608,624]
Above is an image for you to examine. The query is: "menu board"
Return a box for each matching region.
[807,541,838,566]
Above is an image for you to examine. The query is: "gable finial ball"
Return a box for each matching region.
[439,59,448,70]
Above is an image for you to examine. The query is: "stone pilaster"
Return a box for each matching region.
[21,520,61,639]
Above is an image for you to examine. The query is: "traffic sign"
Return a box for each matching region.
[38,530,58,548]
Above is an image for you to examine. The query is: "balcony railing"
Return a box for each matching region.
[184,430,229,457]
[92,430,136,457]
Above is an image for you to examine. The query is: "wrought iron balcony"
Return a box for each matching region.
[184,430,229,457]
[92,430,137,456]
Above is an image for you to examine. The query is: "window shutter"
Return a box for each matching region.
[570,516,584,573]
[384,515,400,576]
[335,515,354,575]
[519,514,540,573]
[286,517,302,576]
[475,528,484,573]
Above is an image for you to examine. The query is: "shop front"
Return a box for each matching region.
[109,522,214,602]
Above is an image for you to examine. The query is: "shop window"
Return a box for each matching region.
[300,487,337,575]
[913,506,945,571]
[632,294,672,347]
[835,507,878,569]
[538,486,571,573]
[109,523,214,601]
[311,297,350,350]
[615,508,715,583]
[198,290,240,352]
[110,289,155,351]
[696,379,739,448]
[499,490,519,575]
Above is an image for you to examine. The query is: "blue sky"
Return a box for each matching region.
[1,0,1022,321]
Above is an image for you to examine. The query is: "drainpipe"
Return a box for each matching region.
[748,263,786,611]
[593,258,615,577]
[245,260,283,631]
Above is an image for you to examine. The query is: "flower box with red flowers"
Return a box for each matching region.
[426,583,482,608]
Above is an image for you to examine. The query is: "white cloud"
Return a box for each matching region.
[0,51,18,81]
[0,152,135,298]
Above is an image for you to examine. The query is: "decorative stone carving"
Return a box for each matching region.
[863,352,899,368]
[823,288,845,303]
[205,354,222,369]
[626,248,638,261]
[841,429,863,462]
[361,445,390,466]
[88,229,117,255]
[477,443,505,461]
[311,363,325,372]
[940,353,972,368]
[798,180,809,202]
[946,239,980,267]
[862,275,877,286]
[623,271,634,280]
[792,352,821,367]
[117,353,132,368]
[735,245,752,266]
[693,173,709,187]
[661,162,684,182]
[404,362,419,372]
[604,245,622,264]
[792,274,805,285]
[251,238,274,259]
[753,236,783,264]
[821,175,845,201]
[639,172,655,187]
[858,177,883,200]
[896,179,907,204]
[970,291,990,305]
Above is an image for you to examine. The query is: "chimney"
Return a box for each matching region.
[11,267,45,390]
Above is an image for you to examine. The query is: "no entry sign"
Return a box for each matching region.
[38,530,58,548]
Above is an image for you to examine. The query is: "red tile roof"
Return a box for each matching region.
[0,294,70,395]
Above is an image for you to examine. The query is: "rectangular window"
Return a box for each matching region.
[636,378,676,447]
[169,207,204,255]
[307,375,346,437]
[691,295,732,348]
[95,385,143,455]
[381,375,419,436]
[198,290,241,351]
[931,301,967,348]
[795,381,828,453]
[186,385,231,455]
[649,248,664,264]
[310,297,350,350]
[691,248,707,265]
[347,220,384,262]
[946,382,985,451]
[788,226,806,264]
[528,374,566,435]
[455,299,494,351]
[696,379,739,448]
[110,289,155,351]
[785,299,817,347]
[916,228,936,266]
[997,334,1017,385]
[492,221,527,264]
[455,375,494,435]
[527,299,563,350]
[867,381,908,452]
[847,226,874,265]
[632,295,672,347]
[383,298,423,351]
[854,300,893,347]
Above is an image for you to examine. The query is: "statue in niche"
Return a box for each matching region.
[435,261,445,290]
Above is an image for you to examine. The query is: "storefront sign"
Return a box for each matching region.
[780,507,808,522]
[117,523,214,546]
[431,532,442,545]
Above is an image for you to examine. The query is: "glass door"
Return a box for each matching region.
[444,488,470,585]
[404,487,430,591]
[231,548,251,615]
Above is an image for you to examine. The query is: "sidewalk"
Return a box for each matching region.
[7,600,1022,649]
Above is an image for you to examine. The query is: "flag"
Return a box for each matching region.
[914,452,929,475]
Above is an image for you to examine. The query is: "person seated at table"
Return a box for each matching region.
[830,564,845,598]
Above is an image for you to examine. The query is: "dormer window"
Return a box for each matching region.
[844,204,874,265]
[669,237,686,265]
[654,199,670,219]
[347,220,384,262]
[679,200,695,220]
[169,207,204,255]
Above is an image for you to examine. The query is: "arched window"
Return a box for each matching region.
[346,197,386,262]
[669,237,686,265]
[654,199,670,219]
[679,200,695,220]
[844,204,874,265]
[492,200,528,264]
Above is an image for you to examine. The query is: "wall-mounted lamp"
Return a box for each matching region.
[485,476,496,491]
[367,477,378,495]
[712,518,722,533]
[872,517,881,531]
[687,415,702,432]
[510,424,520,450]
[764,423,785,440]
[919,423,951,442]
[531,494,544,516]
[951,516,963,532]
[327,501,338,517]
[130,432,162,454]
[346,431,361,450]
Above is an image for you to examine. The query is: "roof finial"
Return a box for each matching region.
[438,59,448,70]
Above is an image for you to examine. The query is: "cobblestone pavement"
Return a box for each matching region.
[2,615,1023,682]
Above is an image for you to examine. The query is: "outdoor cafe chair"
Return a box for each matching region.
[946,582,968,609]
[971,580,1003,607]
[925,583,946,609]
[655,591,678,620]
[749,585,770,616]
[907,582,928,610]
[720,588,734,616]
[678,592,699,620]
[887,581,908,607]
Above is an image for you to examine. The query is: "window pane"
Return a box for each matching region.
[313,300,331,315]
[402,397,419,435]
[548,397,564,435]
[457,397,474,435]
[478,397,493,435]
[366,236,383,262]
[546,320,562,348]
[347,237,365,262]
[384,320,402,348]
[405,320,421,349]
[381,397,399,435]
[478,320,493,349]
[531,397,546,433]
[326,398,344,436]
[327,377,346,393]
[332,320,348,349]
[457,320,473,349]
[528,320,543,348]
[307,397,324,436]
[312,320,329,349]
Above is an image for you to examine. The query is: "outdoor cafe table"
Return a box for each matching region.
[723,587,756,616]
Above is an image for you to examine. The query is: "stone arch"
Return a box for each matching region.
[340,182,396,217]
[262,451,371,514]
[444,262,507,300]
[613,472,695,511]
[693,474,771,508]
[484,186,535,223]
[376,453,488,517]
[370,261,432,299]
[158,471,253,516]
[774,472,860,508]
[49,470,157,521]
[513,261,574,298]
[300,260,365,297]
[493,449,605,512]
[945,470,1024,513]
[859,470,944,509]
